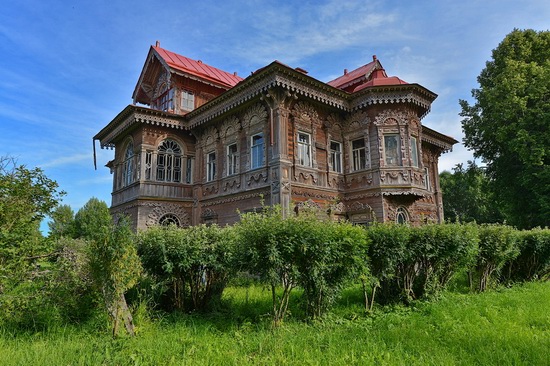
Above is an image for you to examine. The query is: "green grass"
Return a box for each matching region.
[1,282,549,365]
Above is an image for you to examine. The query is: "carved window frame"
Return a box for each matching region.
[396,206,409,224]
[121,139,136,188]
[410,136,419,167]
[181,90,195,112]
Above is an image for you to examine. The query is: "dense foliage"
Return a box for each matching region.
[234,206,369,323]
[0,157,64,328]
[439,161,504,223]
[137,224,235,313]
[460,29,550,229]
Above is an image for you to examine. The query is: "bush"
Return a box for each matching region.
[474,224,520,291]
[503,227,550,282]
[137,224,235,313]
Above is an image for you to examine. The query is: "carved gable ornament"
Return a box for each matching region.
[220,116,240,140]
[242,103,268,131]
[374,110,414,126]
[292,101,318,124]
[345,110,369,131]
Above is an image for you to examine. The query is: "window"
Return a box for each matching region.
[185,157,193,184]
[352,139,366,171]
[181,90,195,111]
[424,167,431,191]
[156,87,174,112]
[123,141,134,187]
[156,139,182,182]
[384,135,400,166]
[227,143,238,176]
[396,207,409,224]
[330,141,342,173]
[410,136,419,167]
[206,152,216,182]
[251,133,264,169]
[159,213,180,227]
[297,132,312,167]
[144,150,152,180]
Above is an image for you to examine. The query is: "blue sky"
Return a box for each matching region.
[1,0,549,218]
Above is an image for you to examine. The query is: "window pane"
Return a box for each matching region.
[251,133,264,169]
[330,141,342,173]
[227,144,238,176]
[384,135,400,166]
[297,132,311,167]
[352,139,366,171]
[411,136,419,167]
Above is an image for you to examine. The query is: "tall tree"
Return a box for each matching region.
[74,197,112,240]
[440,161,504,224]
[48,204,76,239]
[0,157,63,291]
[460,29,550,229]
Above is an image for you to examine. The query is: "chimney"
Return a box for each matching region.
[233,72,238,76]
[156,40,160,47]
[373,55,377,61]
[344,69,348,75]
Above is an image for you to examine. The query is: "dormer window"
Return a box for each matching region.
[182,90,195,111]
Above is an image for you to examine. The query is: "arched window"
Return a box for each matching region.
[159,213,180,227]
[123,141,134,187]
[157,139,182,182]
[396,207,409,224]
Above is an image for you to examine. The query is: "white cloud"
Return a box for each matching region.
[40,153,91,169]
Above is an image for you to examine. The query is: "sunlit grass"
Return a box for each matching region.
[1,282,549,365]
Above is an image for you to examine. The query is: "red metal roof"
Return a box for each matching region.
[327,56,407,93]
[153,45,243,88]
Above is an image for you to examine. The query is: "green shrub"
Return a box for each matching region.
[474,224,520,291]
[503,227,550,281]
[137,224,235,313]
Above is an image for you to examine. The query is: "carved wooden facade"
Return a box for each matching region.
[94,44,457,230]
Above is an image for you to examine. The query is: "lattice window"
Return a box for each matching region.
[185,157,193,184]
[156,139,182,182]
[159,213,180,227]
[123,141,134,187]
[396,207,409,224]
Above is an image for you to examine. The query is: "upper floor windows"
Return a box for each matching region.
[123,141,135,187]
[206,152,216,182]
[251,133,264,170]
[410,136,419,167]
[330,141,343,173]
[297,132,312,167]
[227,143,238,176]
[182,90,195,112]
[352,139,367,171]
[157,139,182,182]
[384,135,400,166]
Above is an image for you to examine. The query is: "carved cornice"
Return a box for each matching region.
[94,105,185,148]
[351,84,436,118]
[187,63,350,128]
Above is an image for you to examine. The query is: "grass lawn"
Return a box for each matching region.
[1,281,549,365]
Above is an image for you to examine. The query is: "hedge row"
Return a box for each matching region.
[136,210,550,323]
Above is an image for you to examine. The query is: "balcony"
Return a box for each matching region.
[112,181,193,206]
